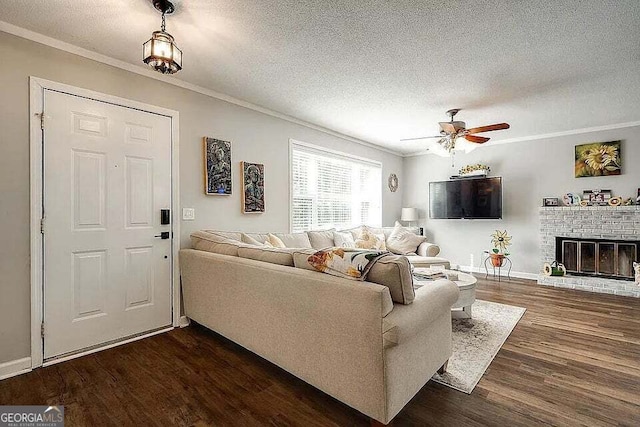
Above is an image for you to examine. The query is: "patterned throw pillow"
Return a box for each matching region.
[634,262,640,285]
[355,227,387,250]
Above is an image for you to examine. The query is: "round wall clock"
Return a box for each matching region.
[388,173,399,192]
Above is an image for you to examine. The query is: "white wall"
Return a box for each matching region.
[403,127,640,276]
[0,31,404,364]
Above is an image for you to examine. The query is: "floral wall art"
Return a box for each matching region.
[574,141,621,178]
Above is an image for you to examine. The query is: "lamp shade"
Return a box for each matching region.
[401,207,418,221]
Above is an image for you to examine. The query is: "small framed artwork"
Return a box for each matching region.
[637,188,640,204]
[543,197,559,207]
[574,141,621,178]
[583,189,612,206]
[204,137,232,195]
[241,161,265,213]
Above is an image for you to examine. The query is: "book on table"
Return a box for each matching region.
[412,267,446,281]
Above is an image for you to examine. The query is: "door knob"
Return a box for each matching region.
[155,232,170,239]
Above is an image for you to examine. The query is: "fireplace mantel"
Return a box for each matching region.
[538,206,639,298]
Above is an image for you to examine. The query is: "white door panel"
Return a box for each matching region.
[44,90,172,359]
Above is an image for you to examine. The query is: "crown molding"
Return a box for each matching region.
[402,120,640,158]
[0,20,403,157]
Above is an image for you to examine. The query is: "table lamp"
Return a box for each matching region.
[401,207,418,227]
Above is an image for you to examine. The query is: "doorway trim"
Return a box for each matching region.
[29,77,181,369]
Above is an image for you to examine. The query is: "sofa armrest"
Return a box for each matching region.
[383,279,458,344]
[417,241,440,257]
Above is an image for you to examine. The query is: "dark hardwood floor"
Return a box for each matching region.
[2,277,639,426]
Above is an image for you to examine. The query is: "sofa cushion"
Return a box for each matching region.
[271,232,312,248]
[202,230,242,241]
[307,229,336,249]
[367,255,415,304]
[292,249,321,271]
[268,233,287,248]
[333,231,356,248]
[241,233,263,245]
[355,227,387,250]
[386,221,427,255]
[190,231,251,256]
[237,246,295,266]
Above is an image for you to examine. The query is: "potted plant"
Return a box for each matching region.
[490,230,512,267]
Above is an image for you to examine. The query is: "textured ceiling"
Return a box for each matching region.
[2,0,640,154]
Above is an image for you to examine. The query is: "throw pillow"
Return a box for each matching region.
[333,231,356,248]
[634,261,640,285]
[241,233,263,245]
[386,221,427,255]
[307,229,336,249]
[268,233,287,248]
[355,227,386,250]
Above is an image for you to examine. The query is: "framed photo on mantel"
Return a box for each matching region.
[583,189,611,206]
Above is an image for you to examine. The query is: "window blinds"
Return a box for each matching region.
[291,142,382,232]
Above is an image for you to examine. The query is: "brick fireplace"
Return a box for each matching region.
[538,206,640,298]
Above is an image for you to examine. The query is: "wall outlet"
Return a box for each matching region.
[182,208,195,221]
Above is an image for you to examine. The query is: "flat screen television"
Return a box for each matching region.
[429,177,502,219]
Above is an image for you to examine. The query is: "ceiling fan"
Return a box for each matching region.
[401,109,510,156]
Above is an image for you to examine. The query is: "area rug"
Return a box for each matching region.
[431,300,526,394]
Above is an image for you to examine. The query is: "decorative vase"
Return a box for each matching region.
[490,253,505,267]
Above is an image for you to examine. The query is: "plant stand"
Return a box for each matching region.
[483,250,512,282]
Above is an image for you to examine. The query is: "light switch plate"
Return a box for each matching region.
[182,208,195,221]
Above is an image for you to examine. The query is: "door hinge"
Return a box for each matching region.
[40,217,45,234]
[41,322,45,338]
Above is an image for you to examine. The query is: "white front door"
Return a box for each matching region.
[43,89,173,359]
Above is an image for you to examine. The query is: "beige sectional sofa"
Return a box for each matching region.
[179,228,458,425]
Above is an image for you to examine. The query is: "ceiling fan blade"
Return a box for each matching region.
[466,123,510,134]
[400,135,442,141]
[464,134,490,144]
[439,122,457,134]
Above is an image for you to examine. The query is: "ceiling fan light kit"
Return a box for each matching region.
[143,0,183,74]
[401,109,510,159]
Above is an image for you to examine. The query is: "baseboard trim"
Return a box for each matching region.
[0,357,32,381]
[179,316,191,328]
[458,266,539,281]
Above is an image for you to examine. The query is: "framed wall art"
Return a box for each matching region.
[204,137,232,195]
[241,161,265,213]
[543,197,559,207]
[574,141,621,178]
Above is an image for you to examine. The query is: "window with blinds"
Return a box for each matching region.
[290,141,382,232]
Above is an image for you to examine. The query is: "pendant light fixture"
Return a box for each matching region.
[143,0,182,74]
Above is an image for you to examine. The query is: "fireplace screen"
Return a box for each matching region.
[557,237,639,280]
